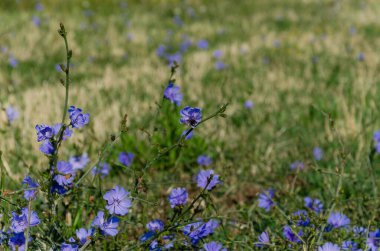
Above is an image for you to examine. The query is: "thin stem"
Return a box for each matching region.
[24,199,32,251]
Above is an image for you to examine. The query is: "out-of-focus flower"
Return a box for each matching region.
[164,82,183,106]
[258,189,275,212]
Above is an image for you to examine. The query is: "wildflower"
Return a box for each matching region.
[32,16,41,27]
[8,232,28,251]
[283,225,302,243]
[92,211,119,236]
[182,219,219,245]
[203,241,227,251]
[168,187,188,208]
[35,2,43,11]
[292,210,310,227]
[69,153,89,170]
[180,39,192,53]
[61,237,78,251]
[342,240,361,251]
[166,52,182,65]
[182,129,194,140]
[213,50,223,59]
[258,189,275,212]
[50,181,67,195]
[304,197,323,213]
[54,161,75,186]
[352,226,367,237]
[197,155,212,166]
[10,208,40,233]
[118,152,134,167]
[244,100,254,109]
[290,160,304,170]
[92,162,110,177]
[164,82,183,106]
[68,106,90,128]
[9,55,18,68]
[39,140,55,155]
[318,243,340,251]
[327,212,350,229]
[76,228,93,245]
[313,147,323,161]
[156,44,166,57]
[196,169,221,190]
[180,106,202,127]
[6,106,18,124]
[53,123,73,140]
[147,219,164,232]
[103,186,132,216]
[367,229,380,251]
[22,176,39,200]
[214,61,227,70]
[357,53,365,61]
[173,15,183,26]
[197,39,209,49]
[256,231,270,247]
[35,124,55,142]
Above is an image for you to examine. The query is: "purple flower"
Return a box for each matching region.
[6,106,18,124]
[203,241,227,251]
[8,232,28,251]
[213,50,223,59]
[290,160,304,170]
[327,212,350,229]
[68,106,90,129]
[357,53,365,61]
[166,52,182,65]
[35,124,55,142]
[164,82,183,106]
[283,225,302,243]
[313,147,323,161]
[35,2,43,11]
[92,211,119,236]
[180,106,202,128]
[292,210,310,227]
[352,226,367,237]
[54,161,75,186]
[10,208,40,233]
[39,140,55,155]
[53,123,73,141]
[342,240,361,251]
[32,16,41,27]
[103,186,131,216]
[244,100,254,109]
[304,197,323,213]
[76,228,93,245]
[9,55,18,68]
[118,152,134,167]
[92,162,110,177]
[197,39,209,49]
[168,187,188,208]
[214,61,227,70]
[367,229,380,251]
[22,176,39,200]
[180,39,192,53]
[61,238,78,251]
[197,155,212,166]
[182,219,219,245]
[50,181,67,195]
[318,243,340,251]
[182,129,194,140]
[196,169,221,190]
[147,219,164,232]
[256,231,270,247]
[258,189,275,212]
[156,45,166,57]
[69,153,89,170]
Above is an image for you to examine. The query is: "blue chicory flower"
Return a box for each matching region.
[103,186,132,216]
[180,106,202,128]
[168,187,188,208]
[164,82,183,106]
[22,176,39,200]
[68,106,90,129]
[92,211,119,236]
[196,169,221,190]
[118,152,134,167]
[258,189,275,212]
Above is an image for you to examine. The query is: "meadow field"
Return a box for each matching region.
[1,0,380,250]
